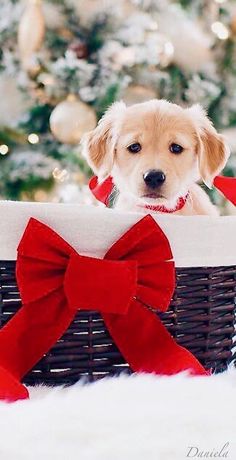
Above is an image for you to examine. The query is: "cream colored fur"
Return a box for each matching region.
[81,100,230,215]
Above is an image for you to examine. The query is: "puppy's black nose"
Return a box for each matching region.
[143,169,166,189]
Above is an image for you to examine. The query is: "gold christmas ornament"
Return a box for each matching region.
[49,95,97,144]
[121,85,157,105]
[18,0,45,71]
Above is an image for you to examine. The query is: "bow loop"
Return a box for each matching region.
[17,217,75,263]
[64,253,137,314]
[16,217,76,305]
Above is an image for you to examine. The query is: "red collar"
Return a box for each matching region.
[138,193,190,213]
[89,175,236,210]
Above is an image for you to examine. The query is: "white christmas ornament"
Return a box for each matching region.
[18,0,45,71]
[50,95,97,144]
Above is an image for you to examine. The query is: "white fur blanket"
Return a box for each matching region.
[0,370,236,460]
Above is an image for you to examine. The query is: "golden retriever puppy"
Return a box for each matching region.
[81,100,230,215]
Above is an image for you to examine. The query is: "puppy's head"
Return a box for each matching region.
[81,99,230,207]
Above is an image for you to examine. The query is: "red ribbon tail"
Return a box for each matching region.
[103,300,207,377]
[0,366,29,403]
[214,176,236,206]
[0,290,75,401]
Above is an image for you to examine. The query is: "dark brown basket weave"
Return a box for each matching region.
[0,261,235,385]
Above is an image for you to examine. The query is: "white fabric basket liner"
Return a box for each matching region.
[0,201,236,267]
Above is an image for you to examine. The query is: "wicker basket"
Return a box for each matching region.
[0,202,235,385]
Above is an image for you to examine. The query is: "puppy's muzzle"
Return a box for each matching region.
[143,169,166,189]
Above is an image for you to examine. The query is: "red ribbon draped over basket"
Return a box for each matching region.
[0,215,207,402]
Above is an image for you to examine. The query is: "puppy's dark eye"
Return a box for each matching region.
[127,143,142,154]
[170,143,183,154]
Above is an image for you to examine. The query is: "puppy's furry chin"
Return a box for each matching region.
[114,185,189,212]
[82,99,230,216]
[139,195,180,207]
[134,194,187,211]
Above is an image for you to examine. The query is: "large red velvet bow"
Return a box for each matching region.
[0,215,207,401]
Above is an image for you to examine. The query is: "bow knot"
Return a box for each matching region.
[64,253,138,314]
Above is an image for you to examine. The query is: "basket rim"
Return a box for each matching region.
[0,201,236,267]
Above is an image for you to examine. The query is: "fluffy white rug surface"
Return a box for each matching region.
[0,370,235,460]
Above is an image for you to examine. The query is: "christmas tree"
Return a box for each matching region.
[0,0,235,211]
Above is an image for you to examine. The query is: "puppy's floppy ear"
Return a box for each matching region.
[186,104,230,188]
[81,101,126,180]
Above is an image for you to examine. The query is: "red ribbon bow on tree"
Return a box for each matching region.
[0,215,207,402]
